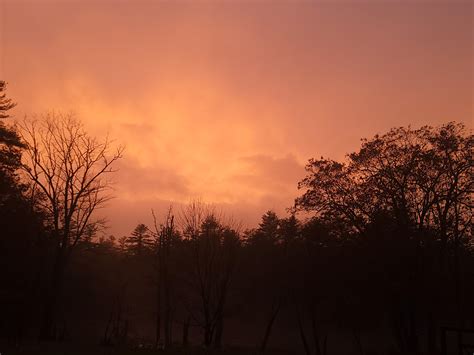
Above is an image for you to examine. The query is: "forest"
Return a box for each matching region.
[0,80,473,355]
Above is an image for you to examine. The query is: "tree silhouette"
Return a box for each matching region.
[151,208,179,349]
[0,81,23,173]
[0,81,25,205]
[295,122,473,353]
[180,202,240,348]
[246,210,280,247]
[19,112,123,340]
[125,223,153,256]
[0,81,45,344]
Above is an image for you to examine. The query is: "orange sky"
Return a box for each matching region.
[1,0,472,236]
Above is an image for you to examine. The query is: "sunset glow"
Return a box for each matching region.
[2,0,472,235]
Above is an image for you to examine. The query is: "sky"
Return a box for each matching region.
[1,0,472,236]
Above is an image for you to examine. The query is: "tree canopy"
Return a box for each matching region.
[295,122,473,245]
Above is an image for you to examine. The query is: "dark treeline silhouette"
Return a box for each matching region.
[0,80,473,355]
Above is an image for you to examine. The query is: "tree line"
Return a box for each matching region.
[0,80,473,354]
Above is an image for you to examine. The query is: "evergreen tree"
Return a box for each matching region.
[0,81,24,197]
[125,223,153,255]
[279,214,300,247]
[246,210,280,246]
[0,81,45,341]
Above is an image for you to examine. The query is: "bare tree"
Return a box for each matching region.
[180,201,240,348]
[151,207,177,349]
[19,112,123,340]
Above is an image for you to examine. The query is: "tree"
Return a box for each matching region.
[0,81,23,173]
[19,112,123,340]
[180,202,240,348]
[279,214,300,249]
[125,223,153,256]
[0,81,25,204]
[296,123,473,247]
[245,210,280,247]
[0,81,45,343]
[0,81,15,117]
[151,208,178,349]
[0,79,20,206]
[348,123,473,332]
[294,122,473,353]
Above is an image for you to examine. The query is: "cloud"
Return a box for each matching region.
[100,153,305,236]
[237,154,305,186]
[97,197,179,237]
[113,158,191,200]
[223,154,305,204]
[3,1,472,235]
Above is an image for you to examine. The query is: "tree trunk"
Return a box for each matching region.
[182,317,190,346]
[427,313,437,354]
[39,250,66,341]
[352,328,364,355]
[407,307,418,354]
[214,314,223,349]
[155,232,163,348]
[204,324,213,347]
[155,279,161,348]
[453,224,463,328]
[260,300,280,353]
[163,260,171,348]
[311,309,322,355]
[295,303,311,355]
